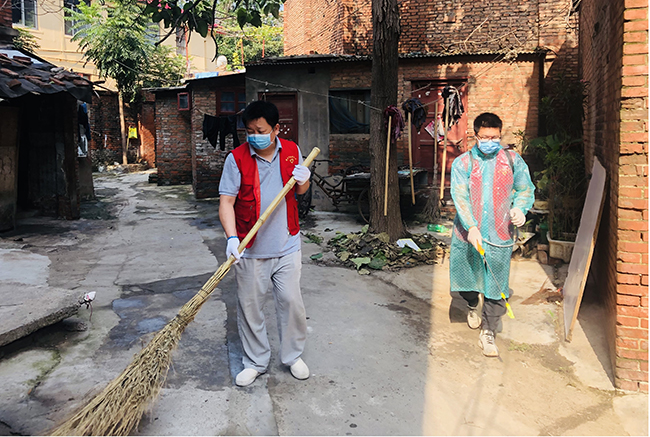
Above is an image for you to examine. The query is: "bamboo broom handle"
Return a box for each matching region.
[236,146,321,255]
[439,96,450,201]
[433,102,438,184]
[384,115,392,216]
[407,112,415,205]
[197,147,321,298]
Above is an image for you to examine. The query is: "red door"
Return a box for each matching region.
[259,93,298,143]
[411,81,468,189]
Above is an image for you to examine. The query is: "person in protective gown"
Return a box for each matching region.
[449,113,535,357]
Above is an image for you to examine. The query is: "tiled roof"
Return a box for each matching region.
[0,46,93,101]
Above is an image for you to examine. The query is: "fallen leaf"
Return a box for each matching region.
[350,257,371,269]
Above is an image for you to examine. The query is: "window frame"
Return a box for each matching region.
[217,88,246,116]
[12,0,37,29]
[177,92,190,111]
[329,88,372,135]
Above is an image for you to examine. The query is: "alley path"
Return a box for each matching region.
[0,171,646,436]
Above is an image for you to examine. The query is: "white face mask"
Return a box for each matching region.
[478,139,502,154]
[247,133,273,150]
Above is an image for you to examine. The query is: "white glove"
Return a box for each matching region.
[509,208,526,227]
[292,164,311,185]
[226,237,242,264]
[467,226,483,253]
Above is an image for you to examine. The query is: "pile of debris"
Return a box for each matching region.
[321,225,446,274]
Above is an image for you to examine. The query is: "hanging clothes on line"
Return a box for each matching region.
[441,85,464,129]
[401,98,427,131]
[202,114,241,151]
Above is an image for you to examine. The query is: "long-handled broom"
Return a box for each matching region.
[51,147,321,436]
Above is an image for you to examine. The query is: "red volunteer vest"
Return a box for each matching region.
[231,138,301,248]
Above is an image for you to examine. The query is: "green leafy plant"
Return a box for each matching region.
[138,0,284,58]
[13,28,40,53]
[213,17,283,69]
[68,0,186,102]
[530,76,588,241]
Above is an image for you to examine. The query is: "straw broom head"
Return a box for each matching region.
[50,147,321,436]
[51,262,231,436]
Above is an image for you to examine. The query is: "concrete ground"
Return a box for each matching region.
[0,170,647,436]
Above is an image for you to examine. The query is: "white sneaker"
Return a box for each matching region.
[235,368,261,387]
[467,293,483,330]
[467,306,481,329]
[290,358,310,380]
[478,329,499,357]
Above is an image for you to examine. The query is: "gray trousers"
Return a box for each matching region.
[233,250,307,372]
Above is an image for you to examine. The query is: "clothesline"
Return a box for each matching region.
[247,71,474,116]
[246,77,384,112]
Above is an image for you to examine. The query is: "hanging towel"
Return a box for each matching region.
[441,85,464,129]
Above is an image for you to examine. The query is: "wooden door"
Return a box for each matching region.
[411,81,468,187]
[259,93,298,143]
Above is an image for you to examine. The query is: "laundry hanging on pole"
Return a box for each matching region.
[441,85,464,129]
[383,105,405,142]
[401,98,427,131]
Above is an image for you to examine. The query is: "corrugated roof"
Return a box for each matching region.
[145,85,188,92]
[183,69,246,83]
[0,45,93,102]
[246,54,369,66]
[246,49,547,66]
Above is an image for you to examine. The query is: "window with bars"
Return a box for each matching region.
[12,0,37,28]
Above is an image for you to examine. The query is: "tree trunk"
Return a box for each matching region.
[118,91,128,165]
[369,0,405,241]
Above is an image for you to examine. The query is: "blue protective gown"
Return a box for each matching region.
[449,145,535,300]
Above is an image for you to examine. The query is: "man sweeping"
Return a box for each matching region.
[449,112,535,357]
[219,100,311,386]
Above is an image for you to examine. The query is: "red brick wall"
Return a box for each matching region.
[329,134,370,174]
[328,57,541,173]
[0,2,12,29]
[581,0,648,392]
[191,86,223,199]
[285,0,576,65]
[616,0,649,392]
[89,92,122,165]
[190,77,246,199]
[140,91,156,168]
[154,92,192,185]
[284,0,371,56]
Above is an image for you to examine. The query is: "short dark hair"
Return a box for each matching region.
[242,100,279,128]
[473,113,503,133]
